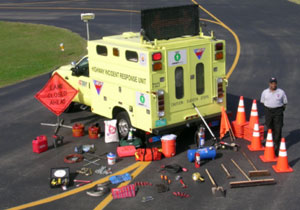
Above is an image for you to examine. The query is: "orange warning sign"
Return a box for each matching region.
[35,73,78,116]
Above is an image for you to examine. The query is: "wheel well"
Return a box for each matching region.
[112,106,127,119]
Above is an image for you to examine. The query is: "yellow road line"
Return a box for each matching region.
[6,161,147,210]
[0,6,140,13]
[94,161,151,210]
[192,0,241,79]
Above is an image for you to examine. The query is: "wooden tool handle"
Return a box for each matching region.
[241,151,257,170]
[205,169,216,186]
[221,163,231,176]
[231,159,251,181]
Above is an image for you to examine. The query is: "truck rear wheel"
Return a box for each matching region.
[116,111,131,139]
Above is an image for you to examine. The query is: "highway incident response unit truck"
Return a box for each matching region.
[53,5,227,139]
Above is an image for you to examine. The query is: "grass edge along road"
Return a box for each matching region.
[0,21,87,88]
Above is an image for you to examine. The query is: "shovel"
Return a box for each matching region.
[205,169,225,197]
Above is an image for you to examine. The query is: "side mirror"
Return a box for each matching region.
[71,61,76,66]
[71,66,80,76]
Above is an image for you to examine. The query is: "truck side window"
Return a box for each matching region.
[126,50,138,62]
[76,57,89,77]
[96,45,107,56]
[175,67,184,99]
[196,63,204,95]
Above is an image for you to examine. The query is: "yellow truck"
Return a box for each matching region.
[54,5,227,138]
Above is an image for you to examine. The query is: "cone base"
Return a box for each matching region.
[259,155,277,162]
[272,164,293,173]
[248,145,264,151]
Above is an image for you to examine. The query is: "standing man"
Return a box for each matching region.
[260,77,288,156]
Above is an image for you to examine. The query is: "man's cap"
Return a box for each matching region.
[269,77,277,83]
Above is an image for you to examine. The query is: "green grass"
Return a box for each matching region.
[0,21,87,87]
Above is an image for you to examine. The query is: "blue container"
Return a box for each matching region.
[187,147,216,162]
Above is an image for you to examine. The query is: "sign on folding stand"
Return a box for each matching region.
[35,72,78,134]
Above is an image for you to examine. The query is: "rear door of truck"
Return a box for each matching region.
[166,43,212,116]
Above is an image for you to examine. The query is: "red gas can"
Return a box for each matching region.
[32,135,48,154]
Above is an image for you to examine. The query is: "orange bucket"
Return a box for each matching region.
[72,123,85,137]
[161,134,177,158]
[88,126,100,139]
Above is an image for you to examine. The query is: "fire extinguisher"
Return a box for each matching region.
[195,152,200,168]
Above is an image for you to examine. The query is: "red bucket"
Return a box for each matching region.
[88,126,100,139]
[161,134,177,158]
[72,123,85,137]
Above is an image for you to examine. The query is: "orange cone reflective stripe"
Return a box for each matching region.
[248,123,264,151]
[259,129,277,162]
[248,99,259,129]
[235,96,246,125]
[272,138,293,173]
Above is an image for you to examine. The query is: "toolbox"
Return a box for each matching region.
[50,167,70,188]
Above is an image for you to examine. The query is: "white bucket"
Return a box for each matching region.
[107,152,116,165]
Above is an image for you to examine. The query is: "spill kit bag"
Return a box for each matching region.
[104,120,119,143]
[119,137,142,148]
[135,148,162,161]
[117,146,136,157]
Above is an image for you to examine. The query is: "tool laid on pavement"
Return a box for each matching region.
[175,175,187,188]
[241,151,270,177]
[161,174,171,185]
[221,163,235,179]
[74,179,92,187]
[219,141,239,151]
[173,192,190,198]
[83,158,101,166]
[141,196,154,202]
[230,159,276,188]
[135,182,153,187]
[95,166,112,175]
[64,154,84,163]
[205,169,225,197]
[76,167,93,176]
[86,183,110,197]
[52,134,64,148]
[192,172,205,182]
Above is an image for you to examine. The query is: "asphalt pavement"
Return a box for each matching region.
[0,0,300,209]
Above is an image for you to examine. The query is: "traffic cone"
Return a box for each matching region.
[259,129,277,162]
[235,96,246,125]
[248,99,259,129]
[247,123,264,151]
[272,138,293,173]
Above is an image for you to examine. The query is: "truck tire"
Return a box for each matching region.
[116,111,131,139]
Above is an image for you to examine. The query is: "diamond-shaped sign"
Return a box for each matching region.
[35,72,78,116]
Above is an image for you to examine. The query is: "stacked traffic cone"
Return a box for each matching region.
[259,129,277,162]
[247,123,264,151]
[272,138,293,173]
[232,96,248,138]
[243,100,264,141]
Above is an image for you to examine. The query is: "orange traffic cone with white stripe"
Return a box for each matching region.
[259,129,277,162]
[272,138,293,173]
[248,99,259,129]
[247,123,264,151]
[235,96,246,125]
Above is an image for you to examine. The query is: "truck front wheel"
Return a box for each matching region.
[116,111,131,139]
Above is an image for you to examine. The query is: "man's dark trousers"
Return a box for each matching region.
[264,106,284,155]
